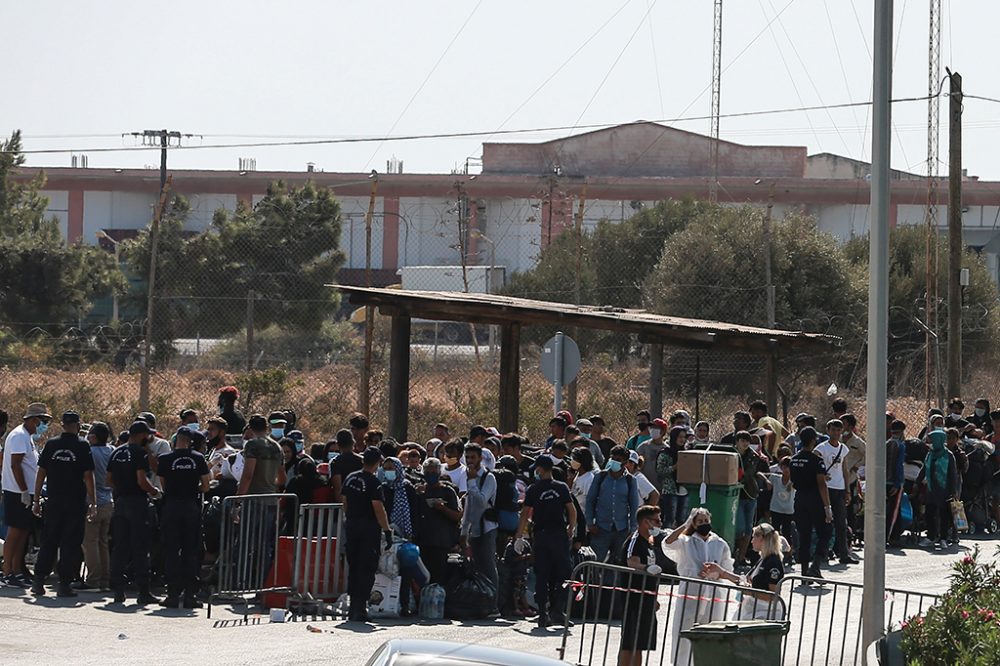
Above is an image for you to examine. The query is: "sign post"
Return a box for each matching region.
[540,332,581,415]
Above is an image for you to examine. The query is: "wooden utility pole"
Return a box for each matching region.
[358,173,379,415]
[245,289,255,371]
[946,70,963,399]
[566,186,587,416]
[138,175,173,410]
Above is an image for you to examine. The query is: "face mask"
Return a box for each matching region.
[327,451,339,462]
[424,473,440,485]
[606,460,623,473]
[976,408,987,417]
[294,441,304,454]
[581,432,592,440]
[190,423,200,432]
[695,523,712,537]
[570,460,582,470]
[649,526,663,538]
[649,429,662,440]
[750,443,761,454]
[384,470,397,482]
[36,421,49,436]
[376,469,385,482]
[271,428,284,439]
[533,469,542,481]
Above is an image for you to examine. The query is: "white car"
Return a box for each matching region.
[364,639,571,666]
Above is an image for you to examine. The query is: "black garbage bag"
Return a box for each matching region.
[445,558,497,620]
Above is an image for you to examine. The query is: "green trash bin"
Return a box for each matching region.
[682,483,741,549]
[680,620,789,666]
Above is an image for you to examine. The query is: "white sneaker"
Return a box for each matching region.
[938,540,948,549]
[917,537,933,547]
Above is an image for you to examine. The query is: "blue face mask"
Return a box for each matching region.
[37,421,49,436]
[606,460,623,473]
[294,440,304,454]
[384,470,397,482]
[327,451,339,462]
[424,473,440,485]
[190,423,200,432]
[581,432,592,439]
[271,428,284,439]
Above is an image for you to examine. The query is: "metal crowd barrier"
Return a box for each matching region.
[286,503,346,616]
[208,493,298,620]
[558,560,786,666]
[776,575,941,666]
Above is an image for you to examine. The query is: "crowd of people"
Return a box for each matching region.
[1,385,998,652]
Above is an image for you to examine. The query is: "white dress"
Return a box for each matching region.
[662,533,734,666]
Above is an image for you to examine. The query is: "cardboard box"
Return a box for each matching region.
[676,450,740,486]
[369,573,401,618]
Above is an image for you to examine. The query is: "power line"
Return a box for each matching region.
[4,94,941,156]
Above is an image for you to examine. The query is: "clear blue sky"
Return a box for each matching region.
[3,1,998,178]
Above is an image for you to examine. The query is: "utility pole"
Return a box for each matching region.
[947,70,963,399]
[567,186,587,416]
[763,183,777,417]
[128,129,195,410]
[358,172,379,416]
[924,0,942,409]
[246,289,255,372]
[708,0,723,203]
[863,0,892,656]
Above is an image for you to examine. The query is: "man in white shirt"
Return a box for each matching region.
[2,402,51,587]
[816,419,858,564]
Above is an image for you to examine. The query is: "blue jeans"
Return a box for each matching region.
[660,493,689,529]
[589,527,629,565]
[736,498,758,537]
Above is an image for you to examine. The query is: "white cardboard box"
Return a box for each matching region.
[368,573,401,618]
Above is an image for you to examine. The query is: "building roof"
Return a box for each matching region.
[335,285,838,352]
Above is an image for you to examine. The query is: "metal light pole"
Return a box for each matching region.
[864,0,892,657]
[95,230,120,325]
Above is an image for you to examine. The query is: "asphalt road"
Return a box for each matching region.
[0,536,996,666]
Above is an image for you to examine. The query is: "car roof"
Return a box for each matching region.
[377,639,569,666]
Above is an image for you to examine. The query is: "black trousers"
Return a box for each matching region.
[345,526,380,617]
[420,544,450,586]
[35,496,86,584]
[533,529,571,615]
[828,488,851,559]
[925,501,953,542]
[161,499,202,597]
[794,498,831,567]
[111,495,152,589]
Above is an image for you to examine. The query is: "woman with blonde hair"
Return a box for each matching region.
[702,522,786,620]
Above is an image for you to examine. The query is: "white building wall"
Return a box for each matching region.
[40,190,69,237]
[337,196,383,270]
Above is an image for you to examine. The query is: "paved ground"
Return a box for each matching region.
[1,536,997,666]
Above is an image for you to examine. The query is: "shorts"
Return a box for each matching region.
[736,497,758,537]
[3,490,34,530]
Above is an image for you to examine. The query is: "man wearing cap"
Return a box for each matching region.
[158,427,211,608]
[30,411,97,597]
[79,422,115,591]
[135,412,171,487]
[178,408,200,431]
[574,418,606,468]
[268,411,288,441]
[238,415,286,495]
[514,454,575,627]
[342,446,391,622]
[108,421,162,604]
[789,426,833,581]
[1,402,50,588]
[217,385,246,435]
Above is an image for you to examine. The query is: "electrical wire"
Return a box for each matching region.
[645,0,666,119]
[3,94,942,156]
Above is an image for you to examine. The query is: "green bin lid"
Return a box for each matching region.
[680,620,788,637]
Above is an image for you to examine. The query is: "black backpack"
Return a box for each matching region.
[480,468,520,532]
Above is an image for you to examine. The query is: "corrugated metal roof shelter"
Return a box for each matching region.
[334,285,839,439]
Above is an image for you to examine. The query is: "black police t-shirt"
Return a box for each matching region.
[524,478,572,531]
[750,553,784,591]
[342,469,382,524]
[789,450,826,499]
[108,443,151,498]
[157,449,209,501]
[38,433,94,500]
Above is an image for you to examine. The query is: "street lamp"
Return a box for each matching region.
[95,230,120,324]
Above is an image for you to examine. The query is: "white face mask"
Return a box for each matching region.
[975,408,987,417]
[649,428,662,440]
[648,526,663,538]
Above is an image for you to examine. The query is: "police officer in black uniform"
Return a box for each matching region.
[30,411,96,597]
[108,421,162,605]
[789,426,833,582]
[341,446,391,622]
[514,454,577,628]
[157,426,211,609]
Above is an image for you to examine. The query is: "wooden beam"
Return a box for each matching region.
[499,323,521,433]
[649,343,664,419]
[388,314,411,442]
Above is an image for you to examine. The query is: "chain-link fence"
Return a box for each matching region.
[3,188,999,447]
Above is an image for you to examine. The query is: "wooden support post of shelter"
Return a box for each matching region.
[388,313,411,442]
[649,343,664,419]
[499,323,521,433]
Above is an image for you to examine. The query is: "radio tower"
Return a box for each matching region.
[924,0,942,407]
[708,0,723,203]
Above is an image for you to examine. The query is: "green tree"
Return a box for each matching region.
[0,130,123,331]
[124,180,346,349]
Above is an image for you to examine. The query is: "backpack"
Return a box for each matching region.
[591,470,637,512]
[480,469,520,532]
